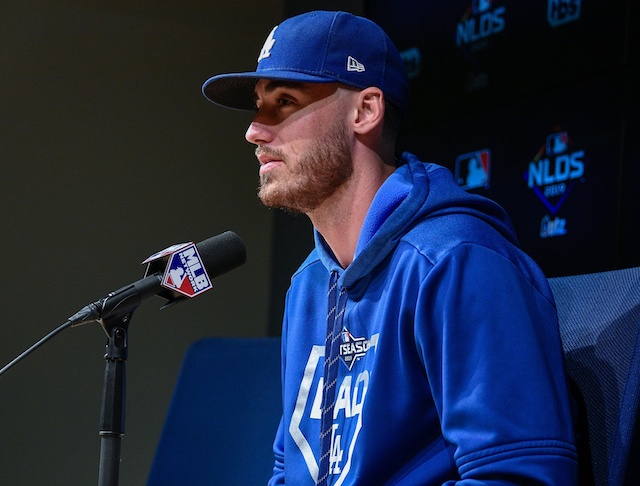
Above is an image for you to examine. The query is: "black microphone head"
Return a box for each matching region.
[196,231,247,279]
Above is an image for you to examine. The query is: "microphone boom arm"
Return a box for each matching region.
[69,274,162,332]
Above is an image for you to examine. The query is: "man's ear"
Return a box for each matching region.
[353,87,385,135]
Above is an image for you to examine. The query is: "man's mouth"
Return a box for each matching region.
[257,150,285,175]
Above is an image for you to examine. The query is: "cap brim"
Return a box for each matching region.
[202,71,339,111]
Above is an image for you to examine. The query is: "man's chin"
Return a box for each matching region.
[258,189,313,214]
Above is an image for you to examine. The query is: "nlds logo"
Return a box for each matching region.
[456,0,506,47]
[548,0,581,27]
[525,129,585,238]
[527,131,584,196]
[455,149,491,191]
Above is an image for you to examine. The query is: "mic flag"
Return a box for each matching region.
[143,242,213,300]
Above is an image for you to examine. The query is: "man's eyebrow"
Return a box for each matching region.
[263,80,306,93]
[253,81,307,106]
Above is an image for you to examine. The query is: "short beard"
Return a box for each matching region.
[257,123,353,214]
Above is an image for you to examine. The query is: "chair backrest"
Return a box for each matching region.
[147,337,282,486]
[549,267,640,486]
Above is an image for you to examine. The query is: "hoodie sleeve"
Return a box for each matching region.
[416,243,578,484]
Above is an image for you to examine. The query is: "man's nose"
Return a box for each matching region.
[245,117,274,145]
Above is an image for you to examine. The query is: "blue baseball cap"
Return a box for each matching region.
[202,11,409,115]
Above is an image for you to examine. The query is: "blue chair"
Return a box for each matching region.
[147,337,282,485]
[549,266,640,486]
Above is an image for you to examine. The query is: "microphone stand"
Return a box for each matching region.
[91,274,161,486]
[98,318,129,486]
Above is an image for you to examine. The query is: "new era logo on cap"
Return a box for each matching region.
[347,56,365,73]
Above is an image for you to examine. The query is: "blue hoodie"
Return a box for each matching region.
[269,153,577,485]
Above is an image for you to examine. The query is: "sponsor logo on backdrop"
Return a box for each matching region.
[524,129,585,238]
[455,149,491,191]
[548,0,581,27]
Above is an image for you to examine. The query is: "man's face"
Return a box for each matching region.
[245,80,355,214]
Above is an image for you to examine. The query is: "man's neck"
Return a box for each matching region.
[309,157,395,269]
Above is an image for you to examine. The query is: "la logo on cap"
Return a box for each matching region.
[258,26,277,62]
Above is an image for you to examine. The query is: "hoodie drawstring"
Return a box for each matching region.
[318,271,348,485]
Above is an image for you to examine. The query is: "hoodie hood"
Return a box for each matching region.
[314,152,518,288]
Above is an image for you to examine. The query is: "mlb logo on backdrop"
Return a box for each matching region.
[456,149,491,190]
[546,131,569,155]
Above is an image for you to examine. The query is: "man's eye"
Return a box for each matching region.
[276,98,293,106]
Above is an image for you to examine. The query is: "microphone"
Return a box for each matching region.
[68,231,246,328]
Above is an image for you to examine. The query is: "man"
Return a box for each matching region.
[202,10,577,485]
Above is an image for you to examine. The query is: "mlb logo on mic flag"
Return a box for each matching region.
[161,243,212,298]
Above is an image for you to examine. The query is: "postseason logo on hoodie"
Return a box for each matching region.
[339,329,379,370]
